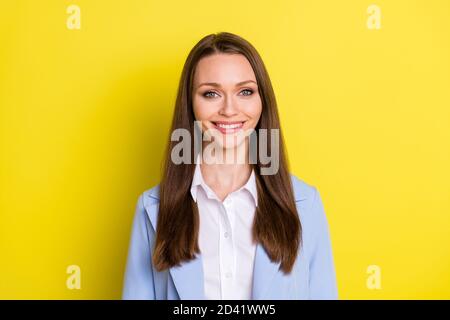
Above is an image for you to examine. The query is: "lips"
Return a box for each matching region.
[211,121,245,134]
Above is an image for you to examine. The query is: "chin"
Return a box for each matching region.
[217,136,247,150]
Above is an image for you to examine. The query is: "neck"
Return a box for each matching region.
[199,140,252,201]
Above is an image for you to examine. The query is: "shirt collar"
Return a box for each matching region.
[190,153,258,207]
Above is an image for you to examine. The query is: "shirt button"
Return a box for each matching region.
[225,272,232,278]
[224,231,229,238]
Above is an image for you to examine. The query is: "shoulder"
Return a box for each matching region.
[142,184,160,204]
[139,175,319,207]
[132,184,160,215]
[141,176,314,203]
[134,184,160,232]
[137,175,325,227]
[289,173,328,231]
[290,173,318,205]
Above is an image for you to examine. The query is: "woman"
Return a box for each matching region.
[122,32,337,300]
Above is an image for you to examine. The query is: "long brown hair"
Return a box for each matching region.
[153,32,301,274]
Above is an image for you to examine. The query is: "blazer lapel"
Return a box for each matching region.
[169,253,206,299]
[144,188,206,300]
[251,242,281,299]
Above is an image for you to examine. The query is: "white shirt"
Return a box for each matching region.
[190,156,258,300]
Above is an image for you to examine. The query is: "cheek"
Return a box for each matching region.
[243,97,263,121]
[193,97,212,121]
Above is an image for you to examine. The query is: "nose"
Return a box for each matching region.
[219,95,239,117]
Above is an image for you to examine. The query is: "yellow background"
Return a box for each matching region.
[1,0,449,299]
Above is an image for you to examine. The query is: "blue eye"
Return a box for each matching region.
[203,91,219,98]
[240,89,253,96]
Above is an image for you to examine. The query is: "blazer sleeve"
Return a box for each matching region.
[122,194,156,300]
[308,187,338,299]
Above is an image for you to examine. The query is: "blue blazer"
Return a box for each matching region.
[122,174,338,300]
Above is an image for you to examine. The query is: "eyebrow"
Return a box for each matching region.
[195,80,257,90]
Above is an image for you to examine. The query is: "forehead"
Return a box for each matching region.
[193,53,256,85]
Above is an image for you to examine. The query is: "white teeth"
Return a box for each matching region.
[216,122,242,129]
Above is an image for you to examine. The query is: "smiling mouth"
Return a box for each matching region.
[211,121,246,134]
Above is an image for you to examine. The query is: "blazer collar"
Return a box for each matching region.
[144,174,306,299]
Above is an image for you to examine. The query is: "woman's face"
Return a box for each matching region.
[192,53,262,152]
